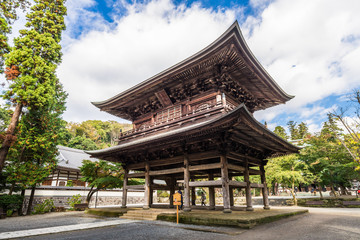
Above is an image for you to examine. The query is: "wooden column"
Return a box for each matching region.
[229,187,234,207]
[121,168,128,208]
[169,177,175,208]
[208,173,215,210]
[149,177,154,207]
[183,154,191,212]
[260,165,270,210]
[143,162,150,209]
[244,160,253,211]
[191,187,196,206]
[220,155,231,213]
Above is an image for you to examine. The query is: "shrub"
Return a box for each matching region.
[0,194,24,212]
[66,180,73,187]
[33,199,55,214]
[67,194,82,210]
[157,191,169,198]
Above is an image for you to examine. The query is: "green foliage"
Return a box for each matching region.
[273,126,289,140]
[80,160,124,203]
[0,194,23,211]
[287,121,309,140]
[66,180,73,187]
[67,135,98,150]
[157,191,169,198]
[67,194,82,210]
[0,0,29,73]
[3,0,67,188]
[266,154,311,204]
[3,0,67,108]
[33,198,55,214]
[300,115,357,195]
[64,120,132,150]
[0,105,11,133]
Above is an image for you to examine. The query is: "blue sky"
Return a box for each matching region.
[5,0,360,134]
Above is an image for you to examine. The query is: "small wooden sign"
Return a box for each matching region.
[173,192,181,205]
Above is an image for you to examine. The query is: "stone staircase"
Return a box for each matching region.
[120,209,175,221]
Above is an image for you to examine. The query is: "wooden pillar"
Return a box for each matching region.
[244,160,253,211]
[56,170,60,186]
[143,162,150,209]
[121,168,128,208]
[260,165,270,210]
[191,187,196,205]
[183,154,191,212]
[220,155,231,213]
[169,177,175,208]
[208,173,215,210]
[229,187,234,207]
[150,177,154,206]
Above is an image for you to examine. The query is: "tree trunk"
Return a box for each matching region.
[86,188,98,204]
[26,185,36,215]
[317,183,323,199]
[330,184,337,198]
[291,181,297,205]
[339,185,347,195]
[8,183,15,195]
[19,189,25,216]
[0,103,23,171]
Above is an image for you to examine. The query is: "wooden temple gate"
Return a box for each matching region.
[87,22,298,213]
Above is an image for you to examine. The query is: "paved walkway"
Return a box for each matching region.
[1,206,358,239]
[0,211,245,239]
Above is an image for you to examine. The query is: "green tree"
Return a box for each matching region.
[0,0,29,73]
[265,154,311,205]
[0,105,11,133]
[0,0,67,171]
[287,121,309,140]
[5,80,67,214]
[80,160,125,204]
[330,90,360,169]
[273,126,289,140]
[68,136,98,151]
[300,117,358,197]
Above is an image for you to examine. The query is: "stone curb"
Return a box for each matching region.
[0,219,138,239]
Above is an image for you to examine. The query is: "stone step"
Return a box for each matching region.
[120,209,175,221]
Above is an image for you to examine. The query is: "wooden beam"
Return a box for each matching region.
[126,185,145,190]
[250,183,264,188]
[189,180,223,187]
[128,172,145,178]
[149,167,184,176]
[228,151,263,165]
[229,180,247,187]
[151,184,169,190]
[189,163,221,172]
[127,151,220,170]
[249,169,261,175]
[227,164,245,172]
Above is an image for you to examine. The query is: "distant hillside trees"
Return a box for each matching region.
[63,120,132,150]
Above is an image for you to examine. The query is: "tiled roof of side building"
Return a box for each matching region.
[57,145,98,171]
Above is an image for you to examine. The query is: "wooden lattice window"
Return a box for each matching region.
[156,105,181,123]
[42,179,52,186]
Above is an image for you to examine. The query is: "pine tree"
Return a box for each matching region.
[0,0,29,73]
[0,0,67,171]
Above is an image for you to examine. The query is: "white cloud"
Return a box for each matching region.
[59,0,236,122]
[244,0,360,122]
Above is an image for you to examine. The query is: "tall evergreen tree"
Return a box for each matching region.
[273,126,289,140]
[0,0,29,73]
[0,0,66,171]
